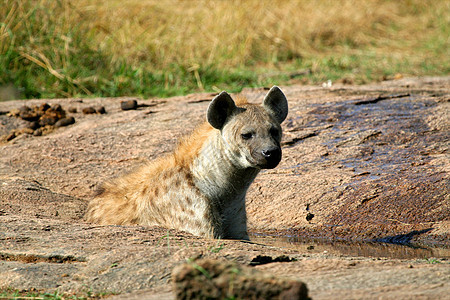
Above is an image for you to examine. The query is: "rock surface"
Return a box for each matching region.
[0,77,449,299]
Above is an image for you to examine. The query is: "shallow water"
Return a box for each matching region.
[250,235,450,260]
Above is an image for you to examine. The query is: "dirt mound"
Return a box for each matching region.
[172,258,310,299]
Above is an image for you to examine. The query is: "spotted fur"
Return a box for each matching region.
[85,86,288,239]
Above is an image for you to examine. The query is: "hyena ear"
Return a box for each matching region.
[207,91,238,129]
[263,86,288,124]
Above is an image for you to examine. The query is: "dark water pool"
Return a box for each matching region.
[249,235,450,260]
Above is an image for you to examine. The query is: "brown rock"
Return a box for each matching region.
[39,103,51,112]
[33,128,43,136]
[52,104,63,112]
[55,116,75,128]
[95,106,106,114]
[19,105,31,113]
[38,115,58,126]
[27,121,40,130]
[121,99,138,110]
[19,110,40,122]
[82,107,97,114]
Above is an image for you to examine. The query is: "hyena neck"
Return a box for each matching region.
[192,131,260,206]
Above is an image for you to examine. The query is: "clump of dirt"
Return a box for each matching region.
[2,103,75,141]
[81,106,106,114]
[172,259,310,300]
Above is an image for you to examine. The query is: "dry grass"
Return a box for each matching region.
[79,0,411,67]
[0,0,448,99]
[78,0,449,67]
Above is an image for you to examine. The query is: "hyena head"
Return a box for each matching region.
[207,86,288,169]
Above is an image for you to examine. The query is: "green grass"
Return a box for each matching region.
[424,257,443,264]
[209,241,225,253]
[0,0,449,100]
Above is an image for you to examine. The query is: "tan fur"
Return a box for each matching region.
[85,87,288,240]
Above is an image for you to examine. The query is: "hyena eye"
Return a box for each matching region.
[241,132,254,140]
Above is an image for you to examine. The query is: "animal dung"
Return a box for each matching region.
[3,103,76,142]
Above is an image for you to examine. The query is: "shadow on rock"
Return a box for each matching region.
[374,228,434,245]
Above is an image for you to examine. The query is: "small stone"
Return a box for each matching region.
[68,107,77,113]
[82,107,96,114]
[55,117,75,128]
[20,111,40,122]
[19,105,31,113]
[33,128,43,136]
[46,106,66,119]
[39,103,50,112]
[52,104,63,112]
[27,121,40,130]
[39,116,58,126]
[306,212,315,222]
[249,255,274,266]
[96,106,106,114]
[121,100,138,111]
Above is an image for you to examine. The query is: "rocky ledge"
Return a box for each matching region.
[0,77,448,299]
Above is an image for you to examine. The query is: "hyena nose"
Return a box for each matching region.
[256,147,281,169]
[261,147,279,158]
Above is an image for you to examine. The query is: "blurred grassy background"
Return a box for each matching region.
[0,0,448,100]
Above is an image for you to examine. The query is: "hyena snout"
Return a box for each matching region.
[253,144,282,169]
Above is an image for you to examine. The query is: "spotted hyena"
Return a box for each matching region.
[85,86,288,240]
